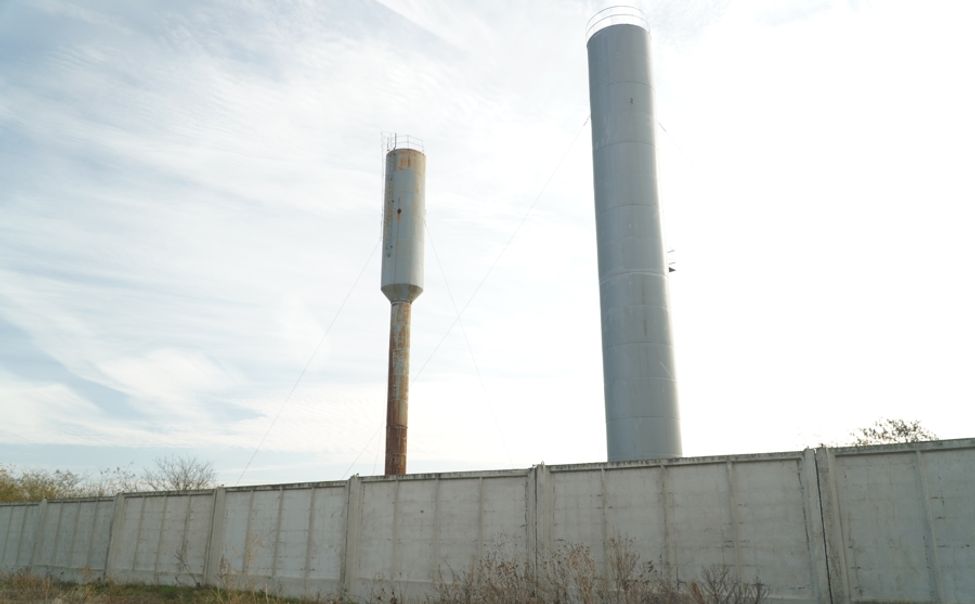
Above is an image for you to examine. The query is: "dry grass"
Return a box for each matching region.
[2,540,766,604]
[433,538,767,604]
[0,569,342,604]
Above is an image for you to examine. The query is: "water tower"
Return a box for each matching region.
[380,135,426,475]
[587,8,682,461]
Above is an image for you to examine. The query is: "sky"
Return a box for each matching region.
[1,0,973,487]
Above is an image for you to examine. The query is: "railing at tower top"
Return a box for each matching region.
[586,6,649,39]
[385,133,424,153]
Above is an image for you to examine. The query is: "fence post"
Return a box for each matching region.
[341,476,362,598]
[103,494,127,582]
[798,449,831,602]
[203,487,227,587]
[527,464,552,576]
[28,500,49,573]
[815,447,850,604]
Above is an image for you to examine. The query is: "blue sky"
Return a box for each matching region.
[2,0,973,486]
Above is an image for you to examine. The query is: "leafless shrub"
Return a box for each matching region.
[435,550,540,603]
[1,456,216,502]
[542,543,608,604]
[143,455,217,491]
[0,570,57,601]
[433,540,767,604]
[688,566,767,604]
[174,549,204,587]
[86,464,142,496]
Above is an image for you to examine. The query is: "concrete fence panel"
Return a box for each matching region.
[348,471,531,601]
[919,446,975,601]
[105,491,213,586]
[0,503,38,572]
[29,498,114,582]
[544,452,829,604]
[823,440,975,604]
[218,487,276,588]
[302,483,347,597]
[205,482,348,599]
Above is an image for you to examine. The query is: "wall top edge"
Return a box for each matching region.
[120,489,214,498]
[827,436,975,457]
[226,479,349,493]
[358,468,533,483]
[14,496,115,505]
[545,450,807,473]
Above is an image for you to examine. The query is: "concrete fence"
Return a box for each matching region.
[1,439,973,603]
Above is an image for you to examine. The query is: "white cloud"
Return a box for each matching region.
[97,349,232,418]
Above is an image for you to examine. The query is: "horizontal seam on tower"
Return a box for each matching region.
[599,273,668,282]
[593,141,656,150]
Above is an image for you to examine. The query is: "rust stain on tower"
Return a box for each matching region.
[384,301,411,475]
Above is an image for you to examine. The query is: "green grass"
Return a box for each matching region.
[0,571,331,603]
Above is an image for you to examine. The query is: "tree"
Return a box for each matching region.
[851,418,937,446]
[86,464,142,497]
[0,465,85,502]
[16,468,84,500]
[141,455,217,491]
[0,457,218,502]
[0,466,19,502]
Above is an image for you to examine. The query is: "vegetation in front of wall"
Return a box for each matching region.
[431,538,767,604]
[0,569,345,603]
[1,540,766,604]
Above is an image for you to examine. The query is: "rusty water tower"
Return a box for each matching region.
[380,135,426,475]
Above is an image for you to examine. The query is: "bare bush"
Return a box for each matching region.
[433,540,766,604]
[436,551,539,603]
[85,464,142,496]
[689,566,767,604]
[1,457,217,502]
[142,455,216,491]
[544,543,607,603]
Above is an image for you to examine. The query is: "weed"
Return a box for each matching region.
[0,570,342,603]
[432,540,767,604]
[2,542,767,603]
[688,566,767,604]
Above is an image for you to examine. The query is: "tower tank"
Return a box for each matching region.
[587,9,682,461]
[380,136,426,475]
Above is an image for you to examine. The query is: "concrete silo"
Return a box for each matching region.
[380,136,426,475]
[587,9,682,461]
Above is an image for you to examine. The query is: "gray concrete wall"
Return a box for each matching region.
[105,491,214,587]
[817,441,975,603]
[21,498,115,583]
[1,439,972,603]
[0,503,38,572]
[208,482,348,597]
[350,471,531,601]
[539,452,830,603]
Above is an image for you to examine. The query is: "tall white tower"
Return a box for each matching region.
[587,9,682,461]
[380,136,426,475]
